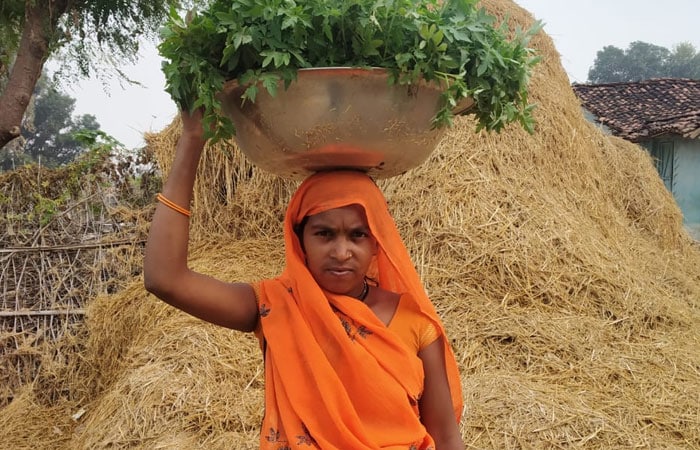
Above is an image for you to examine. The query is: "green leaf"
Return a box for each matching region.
[432,29,444,45]
[243,84,258,103]
[261,52,274,68]
[261,73,280,97]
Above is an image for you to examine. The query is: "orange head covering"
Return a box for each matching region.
[256,170,462,449]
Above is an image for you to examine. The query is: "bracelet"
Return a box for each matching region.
[156,193,191,217]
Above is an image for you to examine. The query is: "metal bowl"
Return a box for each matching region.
[218,67,473,180]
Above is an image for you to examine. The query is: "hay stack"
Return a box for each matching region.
[2,0,699,448]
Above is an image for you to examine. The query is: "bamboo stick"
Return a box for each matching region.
[0,239,145,254]
[0,309,86,317]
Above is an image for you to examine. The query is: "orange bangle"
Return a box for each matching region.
[156,193,191,217]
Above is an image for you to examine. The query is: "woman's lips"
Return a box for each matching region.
[326,267,354,277]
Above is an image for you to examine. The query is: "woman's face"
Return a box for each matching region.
[301,204,377,297]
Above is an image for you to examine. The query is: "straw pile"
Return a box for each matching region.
[2,0,699,448]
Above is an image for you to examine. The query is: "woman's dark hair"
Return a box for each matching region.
[294,216,310,250]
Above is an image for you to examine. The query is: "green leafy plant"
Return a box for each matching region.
[32,192,67,227]
[159,0,542,142]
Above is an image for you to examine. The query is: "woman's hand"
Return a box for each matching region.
[180,107,208,146]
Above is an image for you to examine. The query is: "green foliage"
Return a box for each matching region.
[159,0,542,141]
[1,126,158,242]
[18,77,102,168]
[53,1,179,80]
[72,128,122,150]
[68,130,120,186]
[0,1,180,88]
[0,130,156,236]
[667,42,700,79]
[588,41,700,83]
[71,129,162,208]
[0,0,23,90]
[32,191,68,227]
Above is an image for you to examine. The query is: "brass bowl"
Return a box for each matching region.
[218,67,473,180]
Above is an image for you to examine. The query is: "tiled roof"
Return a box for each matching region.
[571,78,700,142]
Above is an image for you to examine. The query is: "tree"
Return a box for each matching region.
[0,0,179,149]
[667,42,700,79]
[22,80,101,167]
[587,41,700,83]
[586,45,627,83]
[0,76,102,170]
[623,41,669,80]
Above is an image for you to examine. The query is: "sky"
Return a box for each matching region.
[63,0,699,149]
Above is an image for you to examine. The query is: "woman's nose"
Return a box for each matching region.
[331,238,352,260]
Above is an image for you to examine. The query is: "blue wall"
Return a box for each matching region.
[672,138,700,239]
[643,137,700,240]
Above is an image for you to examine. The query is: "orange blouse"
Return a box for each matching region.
[388,293,439,353]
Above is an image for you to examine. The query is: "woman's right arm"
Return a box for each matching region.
[143,108,259,332]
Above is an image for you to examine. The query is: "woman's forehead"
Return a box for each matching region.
[306,204,368,226]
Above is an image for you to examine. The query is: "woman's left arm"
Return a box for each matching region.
[418,339,465,449]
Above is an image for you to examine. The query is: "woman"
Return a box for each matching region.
[144,109,465,449]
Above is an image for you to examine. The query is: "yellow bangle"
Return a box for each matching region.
[156,193,191,217]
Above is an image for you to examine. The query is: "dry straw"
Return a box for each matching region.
[2,0,700,448]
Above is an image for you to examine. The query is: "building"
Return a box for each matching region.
[572,78,700,239]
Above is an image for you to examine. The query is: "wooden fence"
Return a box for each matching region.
[0,150,158,405]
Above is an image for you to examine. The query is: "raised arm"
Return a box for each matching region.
[143,109,258,332]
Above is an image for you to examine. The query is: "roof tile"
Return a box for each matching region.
[571,78,700,142]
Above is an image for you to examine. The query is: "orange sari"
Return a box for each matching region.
[256,170,462,449]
